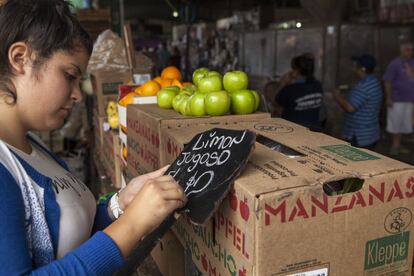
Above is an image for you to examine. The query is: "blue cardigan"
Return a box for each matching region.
[0,148,125,275]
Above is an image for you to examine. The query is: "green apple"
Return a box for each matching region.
[189,93,207,116]
[184,100,192,116]
[179,89,194,96]
[198,73,223,94]
[251,90,260,111]
[157,88,179,109]
[192,67,209,86]
[178,95,190,115]
[182,84,197,94]
[205,90,231,116]
[172,94,185,112]
[208,71,222,78]
[223,71,248,93]
[231,89,256,114]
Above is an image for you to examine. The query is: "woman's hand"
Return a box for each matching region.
[104,174,187,258]
[117,165,170,211]
[122,175,187,235]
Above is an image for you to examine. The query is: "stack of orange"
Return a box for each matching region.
[140,66,184,95]
[120,66,184,105]
[137,80,161,96]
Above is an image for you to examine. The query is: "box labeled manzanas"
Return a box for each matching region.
[162,118,414,276]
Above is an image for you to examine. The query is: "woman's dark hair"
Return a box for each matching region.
[0,0,93,103]
[291,54,315,82]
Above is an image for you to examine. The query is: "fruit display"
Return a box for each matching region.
[106,101,119,129]
[117,84,158,163]
[223,70,248,92]
[156,86,180,109]
[139,80,161,96]
[156,67,260,116]
[133,66,184,97]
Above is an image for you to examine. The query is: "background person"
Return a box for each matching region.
[383,41,414,155]
[274,54,324,131]
[334,55,383,150]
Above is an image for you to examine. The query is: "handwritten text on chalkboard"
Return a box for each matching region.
[166,128,255,224]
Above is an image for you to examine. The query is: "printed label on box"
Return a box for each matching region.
[364,232,409,271]
[287,268,328,276]
[102,81,124,95]
[133,74,151,85]
[320,144,380,161]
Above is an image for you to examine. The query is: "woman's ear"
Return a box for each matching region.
[8,42,31,75]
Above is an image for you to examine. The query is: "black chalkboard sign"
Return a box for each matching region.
[116,128,255,275]
[167,128,256,224]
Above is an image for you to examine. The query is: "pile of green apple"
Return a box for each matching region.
[156,68,260,116]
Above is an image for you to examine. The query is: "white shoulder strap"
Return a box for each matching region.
[0,140,30,185]
[0,139,54,266]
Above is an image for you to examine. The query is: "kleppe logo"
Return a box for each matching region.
[364,207,412,271]
[364,232,409,270]
[384,207,412,234]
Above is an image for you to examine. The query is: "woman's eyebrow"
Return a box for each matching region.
[69,63,82,76]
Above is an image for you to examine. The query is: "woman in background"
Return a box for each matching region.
[275,54,324,131]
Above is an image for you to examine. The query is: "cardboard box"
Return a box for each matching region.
[118,96,157,129]
[123,160,185,276]
[126,104,270,174]
[91,70,131,116]
[92,112,106,150]
[101,130,122,189]
[184,250,203,276]
[118,84,157,164]
[132,73,151,85]
[126,145,149,177]
[150,230,185,276]
[162,118,414,276]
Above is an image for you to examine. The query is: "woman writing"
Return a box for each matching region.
[0,0,186,274]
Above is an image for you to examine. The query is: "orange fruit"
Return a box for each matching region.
[161,78,173,88]
[140,80,161,96]
[171,79,183,89]
[134,86,143,95]
[119,92,138,106]
[153,76,162,85]
[122,146,127,159]
[161,66,182,81]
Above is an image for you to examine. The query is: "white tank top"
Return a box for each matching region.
[10,142,96,259]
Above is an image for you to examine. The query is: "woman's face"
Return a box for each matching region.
[16,48,89,131]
